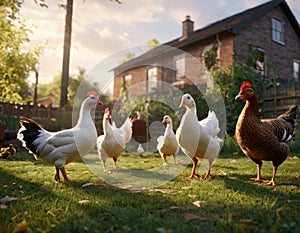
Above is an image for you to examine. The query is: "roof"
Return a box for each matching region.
[113,0,300,73]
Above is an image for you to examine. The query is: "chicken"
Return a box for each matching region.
[157,115,180,165]
[176,94,222,179]
[97,108,132,172]
[0,144,16,159]
[17,92,102,183]
[235,81,298,186]
[137,144,145,157]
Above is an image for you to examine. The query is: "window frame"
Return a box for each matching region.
[123,73,132,89]
[174,55,185,82]
[147,66,158,93]
[293,60,300,82]
[272,17,284,44]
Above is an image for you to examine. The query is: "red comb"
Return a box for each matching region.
[86,91,99,97]
[240,81,252,91]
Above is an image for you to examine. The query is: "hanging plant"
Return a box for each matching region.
[204,46,219,71]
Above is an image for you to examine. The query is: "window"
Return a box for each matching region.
[174,56,185,81]
[147,67,157,93]
[121,74,132,97]
[293,60,300,81]
[123,74,132,89]
[254,50,265,75]
[272,18,284,43]
[249,46,265,75]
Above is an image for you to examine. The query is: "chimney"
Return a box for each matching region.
[182,15,194,40]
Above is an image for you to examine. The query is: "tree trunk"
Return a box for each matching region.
[60,0,73,107]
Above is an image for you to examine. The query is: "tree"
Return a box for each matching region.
[38,68,109,108]
[0,0,44,102]
[147,38,160,50]
[209,63,264,135]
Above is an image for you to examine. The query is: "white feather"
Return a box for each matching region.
[97,114,132,171]
[176,94,221,175]
[157,115,180,164]
[17,95,100,169]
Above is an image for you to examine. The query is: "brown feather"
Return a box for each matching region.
[235,83,298,174]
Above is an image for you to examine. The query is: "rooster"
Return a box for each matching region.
[235,81,298,186]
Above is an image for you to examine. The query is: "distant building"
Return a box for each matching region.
[37,91,57,108]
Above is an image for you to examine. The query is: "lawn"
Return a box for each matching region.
[1,151,300,233]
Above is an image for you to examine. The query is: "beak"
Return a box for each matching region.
[179,100,185,108]
[162,119,166,124]
[97,100,103,105]
[235,93,244,100]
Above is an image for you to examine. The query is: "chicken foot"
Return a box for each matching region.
[201,169,212,180]
[250,163,277,186]
[185,157,199,178]
[250,163,263,183]
[266,166,278,186]
[162,154,168,166]
[54,167,72,184]
[113,157,121,170]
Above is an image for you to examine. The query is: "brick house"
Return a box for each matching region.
[112,0,300,117]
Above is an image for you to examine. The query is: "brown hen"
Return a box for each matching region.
[235,81,298,186]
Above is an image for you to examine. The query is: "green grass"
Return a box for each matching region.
[1,151,300,233]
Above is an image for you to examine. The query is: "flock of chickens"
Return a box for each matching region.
[14,82,298,186]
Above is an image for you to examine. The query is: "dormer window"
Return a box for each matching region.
[272,18,284,44]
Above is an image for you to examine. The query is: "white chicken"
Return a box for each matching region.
[17,92,102,183]
[157,115,180,165]
[97,108,132,172]
[176,93,222,179]
[137,144,145,157]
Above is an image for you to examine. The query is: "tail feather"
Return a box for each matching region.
[278,105,298,134]
[17,118,43,156]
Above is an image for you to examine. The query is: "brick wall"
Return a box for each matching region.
[234,6,300,80]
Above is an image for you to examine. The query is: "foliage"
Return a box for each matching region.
[0,0,44,103]
[210,63,264,135]
[1,152,300,232]
[38,68,109,108]
[114,88,208,130]
[147,38,160,50]
[120,52,135,64]
[203,45,219,71]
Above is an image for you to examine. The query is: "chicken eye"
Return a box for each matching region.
[187,96,190,100]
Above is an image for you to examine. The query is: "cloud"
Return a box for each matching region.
[19,0,300,86]
[73,0,165,26]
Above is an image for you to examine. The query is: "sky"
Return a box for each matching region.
[21,0,300,94]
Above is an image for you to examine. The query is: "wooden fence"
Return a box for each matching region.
[262,83,300,118]
[0,101,104,133]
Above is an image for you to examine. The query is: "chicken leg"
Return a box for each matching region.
[60,167,72,184]
[54,167,71,184]
[185,157,199,178]
[267,166,278,186]
[201,158,214,180]
[162,154,168,166]
[113,157,121,170]
[250,163,263,183]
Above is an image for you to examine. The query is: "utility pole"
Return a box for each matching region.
[34,63,39,106]
[60,0,73,107]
